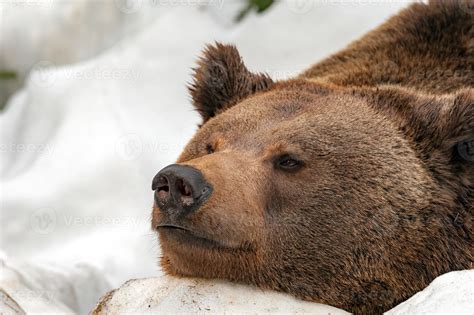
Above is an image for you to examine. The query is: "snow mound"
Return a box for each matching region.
[91,275,350,315]
[0,254,109,314]
[387,270,474,315]
[91,270,474,315]
[0,0,163,106]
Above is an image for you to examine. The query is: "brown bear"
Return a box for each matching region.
[151,1,473,314]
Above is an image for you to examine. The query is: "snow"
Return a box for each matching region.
[2,0,471,314]
[91,275,350,314]
[90,272,474,315]
[386,270,474,315]
[1,254,109,314]
[0,0,163,106]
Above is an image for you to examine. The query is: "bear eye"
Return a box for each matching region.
[275,154,303,172]
[206,144,215,154]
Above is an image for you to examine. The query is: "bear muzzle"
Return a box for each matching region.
[152,164,213,217]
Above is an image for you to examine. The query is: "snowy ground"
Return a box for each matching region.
[1,0,471,314]
[90,271,474,315]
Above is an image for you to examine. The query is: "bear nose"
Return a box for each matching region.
[152,164,213,216]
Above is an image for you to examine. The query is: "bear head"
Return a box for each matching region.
[152,43,473,314]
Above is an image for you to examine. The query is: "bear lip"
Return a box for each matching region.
[157,224,253,251]
[157,224,229,249]
[157,223,188,232]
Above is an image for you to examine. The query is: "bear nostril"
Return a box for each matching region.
[158,185,169,193]
[154,164,213,215]
[176,179,192,197]
[175,178,195,207]
[155,176,171,204]
[157,175,170,193]
[184,185,191,197]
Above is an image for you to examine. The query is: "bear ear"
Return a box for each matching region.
[366,87,474,164]
[188,42,274,123]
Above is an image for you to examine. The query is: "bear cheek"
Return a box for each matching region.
[181,152,268,246]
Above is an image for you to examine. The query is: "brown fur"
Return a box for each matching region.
[152,2,473,314]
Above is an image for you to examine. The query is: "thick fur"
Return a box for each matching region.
[301,0,474,94]
[153,2,473,314]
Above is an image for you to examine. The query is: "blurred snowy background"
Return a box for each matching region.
[3,0,465,314]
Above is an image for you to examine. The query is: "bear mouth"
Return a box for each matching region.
[157,224,231,249]
[157,224,254,252]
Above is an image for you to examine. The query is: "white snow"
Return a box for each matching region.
[387,270,474,315]
[2,0,471,314]
[0,0,164,105]
[91,275,351,314]
[90,272,474,315]
[1,254,109,314]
